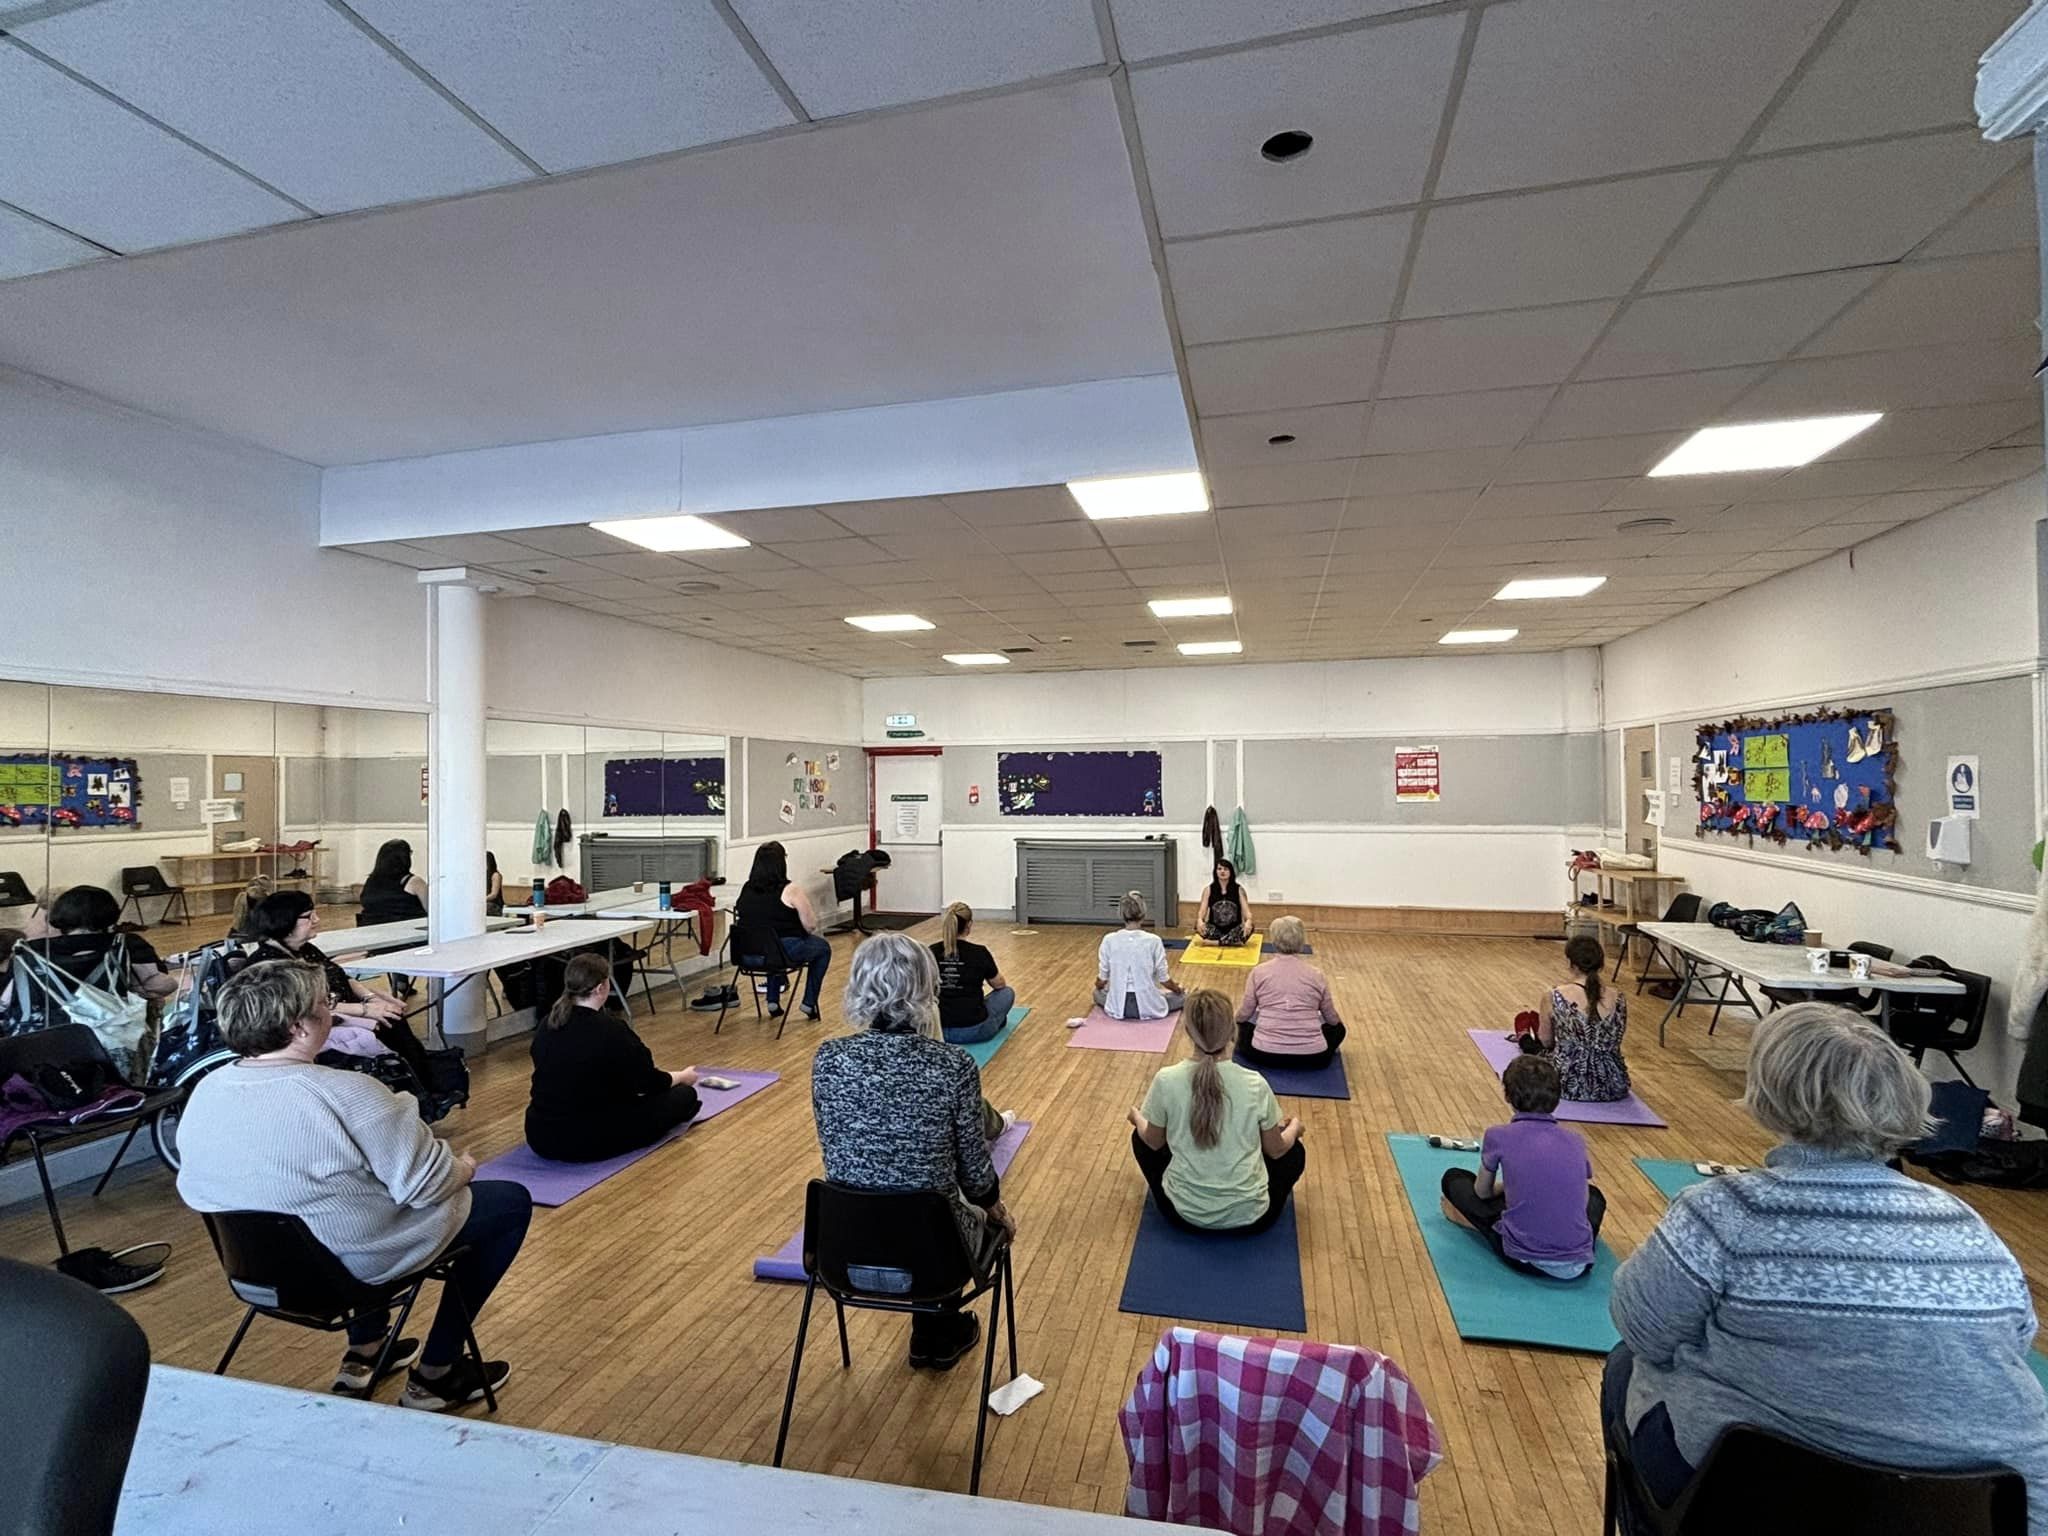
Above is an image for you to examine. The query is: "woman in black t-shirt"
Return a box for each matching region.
[930,903,1015,1046]
[245,891,432,1072]
[526,953,700,1162]
[357,839,427,924]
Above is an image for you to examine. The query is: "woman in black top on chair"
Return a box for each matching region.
[245,890,432,1074]
[358,839,428,924]
[732,841,831,1021]
[526,953,701,1162]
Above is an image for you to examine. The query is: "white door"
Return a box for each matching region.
[872,752,944,913]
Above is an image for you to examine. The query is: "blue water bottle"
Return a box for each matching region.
[531,876,546,911]
[657,880,672,911]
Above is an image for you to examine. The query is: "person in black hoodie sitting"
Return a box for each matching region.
[525,953,701,1162]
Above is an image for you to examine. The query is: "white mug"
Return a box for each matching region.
[1806,947,1831,975]
[1849,953,1872,981]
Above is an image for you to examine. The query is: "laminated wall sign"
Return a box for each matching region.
[1393,746,1441,803]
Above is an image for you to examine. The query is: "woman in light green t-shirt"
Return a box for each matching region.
[1127,988,1306,1233]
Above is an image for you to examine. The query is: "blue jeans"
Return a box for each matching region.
[747,933,830,1012]
[1601,1343,1696,1528]
[942,985,1017,1045]
[348,1178,533,1368]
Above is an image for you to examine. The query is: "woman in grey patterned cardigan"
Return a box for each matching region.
[811,932,1017,1371]
[1605,1002,2048,1532]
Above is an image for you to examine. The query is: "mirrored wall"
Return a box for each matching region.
[0,681,728,939]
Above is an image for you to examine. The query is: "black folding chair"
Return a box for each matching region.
[117,865,188,926]
[716,913,813,1039]
[1604,1417,2025,1535]
[0,1025,185,1258]
[773,1180,1017,1495]
[200,1210,497,1411]
[1618,891,1702,988]
[1886,954,1992,1086]
[0,1255,151,1536]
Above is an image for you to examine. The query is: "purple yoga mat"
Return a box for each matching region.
[1066,1009,1180,1053]
[1464,1030,1666,1127]
[474,1068,780,1206]
[753,1118,1035,1282]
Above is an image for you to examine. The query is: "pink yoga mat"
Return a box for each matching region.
[1464,1030,1666,1127]
[753,1118,1034,1282]
[1066,1009,1181,1053]
[474,1068,780,1206]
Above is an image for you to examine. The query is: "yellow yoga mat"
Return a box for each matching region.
[1177,934,1265,967]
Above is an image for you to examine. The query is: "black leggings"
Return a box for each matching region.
[1130,1129,1306,1236]
[526,1083,701,1163]
[1235,1019,1347,1070]
[1440,1167,1605,1277]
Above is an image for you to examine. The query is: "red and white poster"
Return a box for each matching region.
[1394,746,1441,803]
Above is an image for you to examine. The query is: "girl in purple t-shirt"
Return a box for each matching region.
[1440,1055,1606,1279]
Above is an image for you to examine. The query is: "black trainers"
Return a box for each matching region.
[56,1243,168,1295]
[333,1336,422,1395]
[909,1314,980,1371]
[401,1357,512,1412]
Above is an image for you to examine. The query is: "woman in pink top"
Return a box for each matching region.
[1233,917,1346,1068]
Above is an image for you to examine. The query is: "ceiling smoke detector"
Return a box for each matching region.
[1615,516,1679,534]
[1261,130,1314,163]
[671,580,721,595]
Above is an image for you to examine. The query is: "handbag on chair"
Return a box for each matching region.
[8,940,151,1084]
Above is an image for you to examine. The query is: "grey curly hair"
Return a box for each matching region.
[842,930,941,1039]
[1743,1001,1933,1158]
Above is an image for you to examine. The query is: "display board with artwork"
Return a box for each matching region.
[601,757,726,818]
[1694,707,1898,853]
[0,753,142,828]
[997,750,1163,817]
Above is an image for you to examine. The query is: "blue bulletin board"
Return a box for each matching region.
[1694,708,1898,854]
[998,750,1163,817]
[0,753,142,829]
[601,757,725,818]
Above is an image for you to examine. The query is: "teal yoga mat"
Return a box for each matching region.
[959,1006,1030,1069]
[1385,1133,1621,1355]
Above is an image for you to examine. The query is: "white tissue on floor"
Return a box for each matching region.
[987,1375,1045,1416]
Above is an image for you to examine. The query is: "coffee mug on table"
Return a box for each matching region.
[1849,953,1872,981]
[1806,947,1830,975]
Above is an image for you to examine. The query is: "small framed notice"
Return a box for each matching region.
[1394,746,1441,803]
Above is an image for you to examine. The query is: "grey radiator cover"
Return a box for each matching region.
[1014,838,1178,926]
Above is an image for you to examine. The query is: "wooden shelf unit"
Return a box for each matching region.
[159,847,331,916]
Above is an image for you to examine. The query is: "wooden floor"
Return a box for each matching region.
[6,922,2046,1531]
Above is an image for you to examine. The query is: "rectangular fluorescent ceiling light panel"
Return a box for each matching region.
[845,614,935,632]
[1067,470,1209,520]
[1177,640,1243,656]
[589,515,748,551]
[1440,628,1518,645]
[944,653,1010,666]
[1648,414,1881,476]
[1494,576,1607,601]
[1148,595,1233,618]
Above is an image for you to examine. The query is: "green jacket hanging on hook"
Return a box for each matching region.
[532,810,553,867]
[1226,807,1256,877]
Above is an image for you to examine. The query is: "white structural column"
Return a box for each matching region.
[417,567,504,1051]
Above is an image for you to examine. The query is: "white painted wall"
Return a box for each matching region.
[1602,477,2046,1093]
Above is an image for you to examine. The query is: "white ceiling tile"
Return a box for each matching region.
[1379,301,1614,398]
[1798,250,2040,358]
[1497,433,1678,484]
[1200,403,1371,466]
[1363,386,1554,454]
[576,550,704,579]
[1742,453,1967,502]
[1130,16,1463,238]
[18,0,530,215]
[1405,171,1711,318]
[0,47,302,251]
[1471,482,1624,518]
[1437,0,1835,197]
[732,0,1101,117]
[1347,454,1505,495]
[1096,511,1220,547]
[1107,0,1437,61]
[1580,269,1879,379]
[780,536,894,568]
[977,520,1107,554]
[943,488,1079,526]
[348,0,794,173]
[510,525,635,557]
[1919,168,2037,260]
[1650,131,2022,291]
[1184,327,1385,415]
[0,201,102,280]
[1737,335,2040,418]
[1907,447,2040,491]
[1220,502,1347,538]
[342,541,444,570]
[717,507,850,542]
[1602,471,1785,510]
[1532,366,1764,441]
[815,498,961,536]
[1754,0,2013,152]
[1839,490,1980,526]
[1166,211,1410,344]
[1210,461,1362,507]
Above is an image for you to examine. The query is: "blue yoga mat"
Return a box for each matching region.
[1117,1198,1307,1333]
[1385,1133,1621,1354]
[1162,937,1312,955]
[1234,1051,1349,1100]
[957,1005,1030,1069]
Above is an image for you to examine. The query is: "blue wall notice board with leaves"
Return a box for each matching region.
[1694,707,1898,853]
[0,753,142,828]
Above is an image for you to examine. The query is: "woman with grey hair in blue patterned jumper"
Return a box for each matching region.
[1604,1001,2048,1533]
[810,932,1018,1371]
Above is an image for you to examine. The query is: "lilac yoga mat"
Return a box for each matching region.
[753,1119,1034,1282]
[1066,1009,1180,1053]
[474,1068,780,1206]
[1464,1029,1666,1127]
